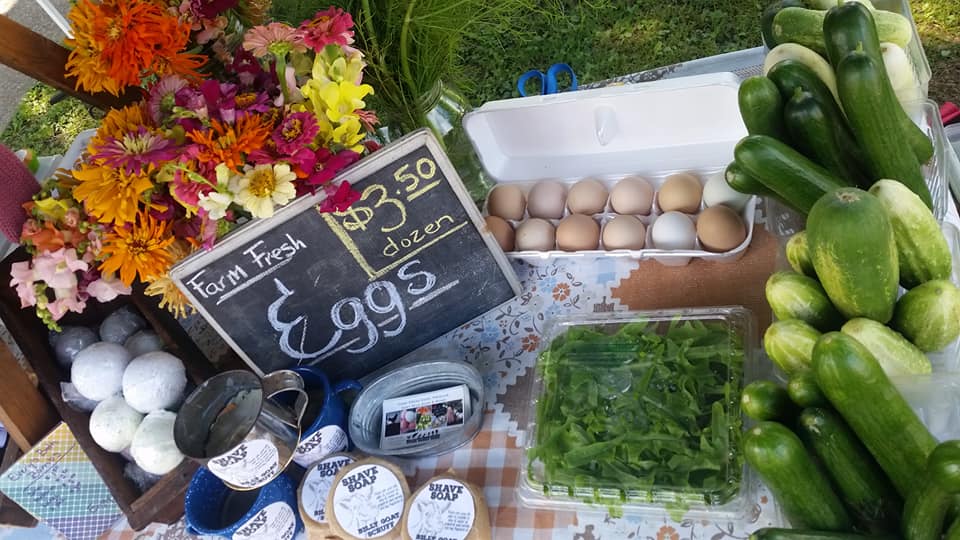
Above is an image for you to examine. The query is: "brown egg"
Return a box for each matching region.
[526,181,566,219]
[610,176,654,215]
[696,205,747,252]
[556,214,600,251]
[484,216,515,252]
[515,218,556,251]
[566,179,608,215]
[658,173,703,214]
[486,185,526,221]
[602,215,646,250]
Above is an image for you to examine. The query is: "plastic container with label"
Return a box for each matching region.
[464,73,757,266]
[516,306,762,520]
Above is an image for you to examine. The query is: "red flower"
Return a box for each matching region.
[317,181,360,213]
[298,7,354,51]
[303,149,361,189]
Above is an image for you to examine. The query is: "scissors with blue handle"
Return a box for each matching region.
[517,63,578,97]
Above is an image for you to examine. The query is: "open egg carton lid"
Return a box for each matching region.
[464,72,756,265]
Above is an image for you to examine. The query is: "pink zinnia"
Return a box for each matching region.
[148,76,188,124]
[92,127,180,174]
[299,7,354,51]
[243,22,307,58]
[272,112,319,155]
[304,149,361,188]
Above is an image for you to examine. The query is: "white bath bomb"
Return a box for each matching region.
[122,352,187,413]
[51,326,99,368]
[90,396,143,452]
[71,342,132,402]
[130,410,184,475]
[99,307,146,344]
[124,330,164,357]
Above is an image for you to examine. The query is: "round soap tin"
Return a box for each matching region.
[348,360,484,458]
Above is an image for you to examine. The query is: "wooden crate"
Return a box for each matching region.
[0,247,240,530]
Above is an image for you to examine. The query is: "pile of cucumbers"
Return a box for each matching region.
[729,2,935,214]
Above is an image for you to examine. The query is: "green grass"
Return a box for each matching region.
[0,84,101,156]
[2,1,958,156]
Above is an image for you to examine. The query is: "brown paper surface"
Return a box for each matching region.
[612,225,779,331]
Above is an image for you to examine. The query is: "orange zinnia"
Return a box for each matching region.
[99,212,175,286]
[187,114,272,170]
[72,163,154,225]
[64,0,206,95]
[87,103,153,159]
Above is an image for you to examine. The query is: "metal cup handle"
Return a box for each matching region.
[261,369,309,428]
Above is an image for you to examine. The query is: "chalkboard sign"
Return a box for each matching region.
[170,130,520,380]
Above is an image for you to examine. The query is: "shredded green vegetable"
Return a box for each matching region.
[529,318,745,508]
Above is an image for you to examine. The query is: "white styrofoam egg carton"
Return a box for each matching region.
[464,72,754,266]
[482,168,758,266]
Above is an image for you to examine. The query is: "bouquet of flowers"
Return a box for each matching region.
[13,6,379,329]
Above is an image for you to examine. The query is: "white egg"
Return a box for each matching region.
[651,211,697,250]
[89,396,143,452]
[72,342,131,402]
[131,410,184,475]
[122,352,187,414]
[702,172,752,212]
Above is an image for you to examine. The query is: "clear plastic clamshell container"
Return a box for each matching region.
[765,99,955,238]
[464,73,757,266]
[517,307,760,520]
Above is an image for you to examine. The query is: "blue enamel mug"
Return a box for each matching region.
[291,366,362,468]
[184,467,303,539]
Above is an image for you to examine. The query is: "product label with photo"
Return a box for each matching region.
[293,425,348,468]
[299,454,356,523]
[380,385,470,452]
[207,439,281,489]
[331,464,405,538]
[231,501,297,540]
[406,479,475,540]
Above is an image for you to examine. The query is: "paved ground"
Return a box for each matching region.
[0,0,71,132]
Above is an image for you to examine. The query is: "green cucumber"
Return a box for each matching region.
[870,179,952,289]
[841,317,931,376]
[742,380,795,421]
[750,530,885,540]
[786,231,816,278]
[763,43,840,104]
[807,188,899,323]
[836,51,932,207]
[725,161,773,196]
[762,0,807,48]
[773,6,912,57]
[768,60,844,120]
[744,421,852,530]
[824,2,934,165]
[734,134,849,215]
[903,441,960,540]
[765,271,844,331]
[796,407,902,533]
[806,0,875,8]
[813,332,937,498]
[788,371,829,408]
[892,280,960,352]
[784,89,870,188]
[764,319,821,375]
[739,76,790,141]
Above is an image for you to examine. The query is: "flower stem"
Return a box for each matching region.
[399,0,420,111]
[276,54,290,104]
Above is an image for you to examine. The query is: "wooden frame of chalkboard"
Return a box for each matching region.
[170,129,521,380]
